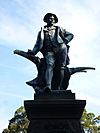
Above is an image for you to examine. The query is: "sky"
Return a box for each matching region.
[0,0,100,132]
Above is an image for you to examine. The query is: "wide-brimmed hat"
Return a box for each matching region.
[43,13,58,23]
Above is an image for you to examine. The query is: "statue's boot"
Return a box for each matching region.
[43,85,52,93]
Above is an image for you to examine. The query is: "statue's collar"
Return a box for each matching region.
[43,25,56,31]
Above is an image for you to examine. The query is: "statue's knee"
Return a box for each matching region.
[46,63,54,69]
[58,64,66,70]
[60,66,65,70]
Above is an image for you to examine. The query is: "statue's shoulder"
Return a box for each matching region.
[37,27,44,37]
[56,26,66,33]
[54,26,64,33]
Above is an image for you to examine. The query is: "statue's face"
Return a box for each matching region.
[46,15,55,26]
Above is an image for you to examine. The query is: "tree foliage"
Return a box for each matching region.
[2,107,100,133]
[2,106,29,133]
[81,109,100,132]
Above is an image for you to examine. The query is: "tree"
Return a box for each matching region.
[81,109,100,132]
[2,106,29,133]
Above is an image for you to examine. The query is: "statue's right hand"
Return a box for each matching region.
[27,49,33,54]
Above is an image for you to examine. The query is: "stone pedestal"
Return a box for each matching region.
[24,90,86,133]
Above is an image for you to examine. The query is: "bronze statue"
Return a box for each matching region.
[27,13,74,91]
[14,13,95,93]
